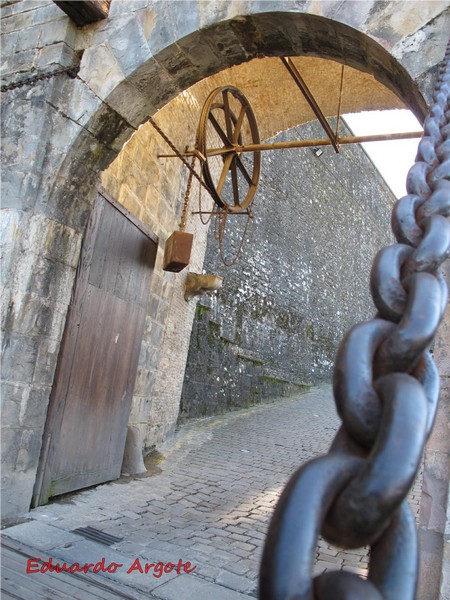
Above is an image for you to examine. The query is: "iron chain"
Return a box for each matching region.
[149,116,211,195]
[179,154,197,231]
[1,65,79,93]
[260,39,450,600]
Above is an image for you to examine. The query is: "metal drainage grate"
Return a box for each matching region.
[72,526,123,546]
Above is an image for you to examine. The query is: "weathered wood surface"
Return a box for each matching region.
[53,1,111,26]
[34,191,157,505]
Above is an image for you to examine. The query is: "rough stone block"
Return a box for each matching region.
[1,48,37,76]
[127,58,180,110]
[33,337,62,387]
[420,453,450,532]
[1,333,39,385]
[154,43,201,92]
[50,78,102,129]
[78,41,125,101]
[13,24,41,52]
[105,79,156,129]
[128,396,151,423]
[86,101,133,150]
[176,31,226,78]
[0,427,22,470]
[16,427,44,472]
[1,31,18,59]
[21,387,52,429]
[417,529,444,600]
[0,385,25,426]
[35,40,78,70]
[1,9,35,34]
[32,2,65,25]
[108,15,152,77]
[201,21,247,69]
[121,425,146,475]
[29,216,81,268]
[0,210,22,275]
[1,470,37,521]
[37,15,76,47]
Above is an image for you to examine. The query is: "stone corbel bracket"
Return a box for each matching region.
[184,273,223,301]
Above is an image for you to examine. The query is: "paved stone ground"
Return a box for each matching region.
[1,384,423,599]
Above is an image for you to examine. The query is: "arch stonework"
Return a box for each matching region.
[1,5,449,592]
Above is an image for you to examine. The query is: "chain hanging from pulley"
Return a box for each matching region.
[215,204,253,267]
[193,154,254,267]
[162,153,196,273]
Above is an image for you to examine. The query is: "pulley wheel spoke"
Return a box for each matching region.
[233,106,248,144]
[230,158,240,206]
[235,155,253,186]
[208,112,231,148]
[217,154,235,195]
[222,89,234,141]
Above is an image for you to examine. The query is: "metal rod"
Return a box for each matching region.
[191,210,251,216]
[335,65,345,143]
[158,131,424,159]
[280,57,340,153]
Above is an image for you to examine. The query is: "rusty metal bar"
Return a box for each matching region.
[335,65,345,144]
[158,130,423,159]
[280,57,340,153]
[191,210,251,216]
[221,130,424,155]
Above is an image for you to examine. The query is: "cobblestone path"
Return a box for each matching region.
[2,384,423,599]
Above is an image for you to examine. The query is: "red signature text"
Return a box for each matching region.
[26,557,197,578]
[127,558,196,577]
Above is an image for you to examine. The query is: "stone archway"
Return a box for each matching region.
[54,9,436,207]
[46,9,436,458]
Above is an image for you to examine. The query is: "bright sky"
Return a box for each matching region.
[343,109,423,199]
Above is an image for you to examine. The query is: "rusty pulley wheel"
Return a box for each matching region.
[197,85,261,213]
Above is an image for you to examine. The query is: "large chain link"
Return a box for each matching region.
[260,39,450,600]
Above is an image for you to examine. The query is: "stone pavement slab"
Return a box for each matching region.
[151,574,250,599]
[1,520,82,550]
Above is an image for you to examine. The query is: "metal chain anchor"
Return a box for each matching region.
[260,39,450,600]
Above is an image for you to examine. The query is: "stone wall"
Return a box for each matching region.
[100,90,209,450]
[180,120,396,418]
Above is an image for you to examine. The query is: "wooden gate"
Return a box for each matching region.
[33,190,157,505]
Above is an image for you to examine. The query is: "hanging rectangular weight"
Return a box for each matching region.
[163,230,193,272]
